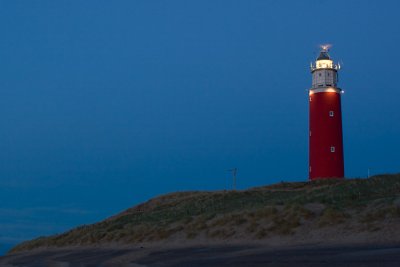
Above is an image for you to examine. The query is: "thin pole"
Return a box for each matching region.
[233,168,237,190]
[227,168,237,190]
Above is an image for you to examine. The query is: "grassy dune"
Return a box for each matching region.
[10,173,400,253]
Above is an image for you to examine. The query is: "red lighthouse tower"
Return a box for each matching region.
[309,46,344,180]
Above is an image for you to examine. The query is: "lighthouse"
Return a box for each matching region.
[309,46,344,180]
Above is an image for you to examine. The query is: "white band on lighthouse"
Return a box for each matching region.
[309,88,341,94]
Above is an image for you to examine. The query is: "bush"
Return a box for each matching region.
[318,208,348,227]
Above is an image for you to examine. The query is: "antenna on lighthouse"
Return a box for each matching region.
[227,168,237,190]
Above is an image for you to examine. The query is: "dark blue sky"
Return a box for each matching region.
[1,0,399,252]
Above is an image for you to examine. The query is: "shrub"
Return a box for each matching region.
[318,208,348,227]
[246,222,259,233]
[256,228,267,239]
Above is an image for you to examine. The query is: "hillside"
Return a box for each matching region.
[9,173,400,253]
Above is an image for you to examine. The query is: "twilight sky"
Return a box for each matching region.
[0,0,399,253]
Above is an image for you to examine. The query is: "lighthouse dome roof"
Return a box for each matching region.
[317,51,331,60]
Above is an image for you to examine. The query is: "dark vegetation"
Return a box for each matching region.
[10,173,400,253]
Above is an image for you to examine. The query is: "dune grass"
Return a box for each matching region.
[10,173,400,253]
